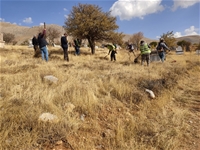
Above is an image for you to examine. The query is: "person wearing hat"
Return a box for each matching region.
[139,40,151,66]
[156,38,170,62]
[61,33,69,61]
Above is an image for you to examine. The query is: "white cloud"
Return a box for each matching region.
[172,0,200,11]
[110,0,164,20]
[174,32,182,38]
[39,23,44,26]
[64,15,68,19]
[63,8,67,11]
[174,26,199,38]
[13,22,17,25]
[184,26,199,35]
[0,18,5,22]
[23,17,33,24]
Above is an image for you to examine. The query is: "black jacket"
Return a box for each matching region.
[38,30,48,48]
[61,36,68,48]
[32,36,38,45]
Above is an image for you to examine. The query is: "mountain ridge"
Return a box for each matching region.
[0,22,199,45]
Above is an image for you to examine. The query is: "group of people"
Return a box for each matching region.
[60,34,82,61]
[105,38,170,66]
[139,38,170,66]
[32,27,81,62]
[32,28,170,65]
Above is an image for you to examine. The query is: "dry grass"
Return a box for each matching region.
[0,45,199,150]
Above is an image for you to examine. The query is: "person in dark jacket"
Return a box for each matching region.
[73,38,81,55]
[61,33,69,61]
[156,38,170,62]
[32,35,38,52]
[37,23,48,61]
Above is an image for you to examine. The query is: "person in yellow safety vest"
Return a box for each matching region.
[106,44,117,61]
[140,40,151,66]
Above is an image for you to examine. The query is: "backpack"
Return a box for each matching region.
[156,43,164,51]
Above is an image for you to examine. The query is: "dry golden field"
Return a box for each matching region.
[0,45,199,150]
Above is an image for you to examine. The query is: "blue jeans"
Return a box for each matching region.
[75,46,80,55]
[40,46,48,61]
[158,51,165,62]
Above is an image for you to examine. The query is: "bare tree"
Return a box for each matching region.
[3,33,15,44]
[46,26,61,45]
[129,32,143,50]
[38,25,61,45]
[160,31,176,49]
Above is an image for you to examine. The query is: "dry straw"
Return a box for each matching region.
[0,45,199,150]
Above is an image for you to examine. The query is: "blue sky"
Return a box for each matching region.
[0,0,199,39]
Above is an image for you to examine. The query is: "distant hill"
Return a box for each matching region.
[0,22,199,45]
[0,22,64,44]
[123,34,158,43]
[175,35,200,44]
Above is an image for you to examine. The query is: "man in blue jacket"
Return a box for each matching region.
[38,23,48,61]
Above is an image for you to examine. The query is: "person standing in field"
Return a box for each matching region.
[73,38,81,55]
[61,33,69,61]
[37,22,48,61]
[139,40,151,66]
[32,35,38,52]
[156,38,170,62]
[106,43,117,61]
[128,43,136,57]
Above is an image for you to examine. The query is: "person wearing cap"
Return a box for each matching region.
[156,38,170,62]
[61,33,69,61]
[106,43,117,61]
[139,40,151,66]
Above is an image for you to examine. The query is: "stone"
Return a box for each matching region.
[0,33,5,48]
[28,39,33,48]
[176,46,184,55]
[150,54,160,62]
[196,50,200,55]
[39,113,59,122]
[44,75,58,83]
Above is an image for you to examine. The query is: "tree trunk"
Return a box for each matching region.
[88,38,95,54]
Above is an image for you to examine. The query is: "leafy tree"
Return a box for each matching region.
[129,32,144,50]
[64,4,119,54]
[177,40,191,51]
[160,31,176,49]
[106,31,125,47]
[149,41,157,48]
[3,33,15,44]
[196,42,200,50]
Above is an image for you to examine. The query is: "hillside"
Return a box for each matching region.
[176,35,200,44]
[0,22,64,44]
[0,22,200,45]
